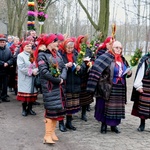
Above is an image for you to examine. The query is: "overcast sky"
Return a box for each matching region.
[110,0,149,24]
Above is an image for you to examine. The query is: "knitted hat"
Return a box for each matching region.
[0,34,7,41]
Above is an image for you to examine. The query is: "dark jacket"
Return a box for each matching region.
[80,47,93,90]
[37,49,67,111]
[60,49,85,93]
[0,46,14,75]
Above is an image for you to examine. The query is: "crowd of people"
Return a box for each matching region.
[0,30,150,144]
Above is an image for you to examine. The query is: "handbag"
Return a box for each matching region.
[34,74,41,88]
[95,62,114,100]
[95,67,112,100]
[31,74,41,93]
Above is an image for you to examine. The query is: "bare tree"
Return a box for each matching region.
[136,0,141,48]
[5,0,28,37]
[78,0,109,41]
[65,0,72,36]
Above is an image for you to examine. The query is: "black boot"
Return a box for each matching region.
[59,120,67,132]
[66,115,76,131]
[86,104,91,112]
[1,95,10,102]
[100,123,107,134]
[81,105,87,121]
[111,126,120,134]
[22,102,28,116]
[27,102,36,115]
[137,119,145,132]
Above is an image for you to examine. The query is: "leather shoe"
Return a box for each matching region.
[22,110,28,116]
[66,123,76,131]
[2,98,10,102]
[28,110,36,115]
[111,126,120,134]
[59,122,67,132]
[81,115,87,122]
[100,123,107,134]
[32,101,40,105]
[86,105,91,112]
[137,124,145,132]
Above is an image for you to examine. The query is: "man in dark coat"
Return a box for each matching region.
[0,34,13,102]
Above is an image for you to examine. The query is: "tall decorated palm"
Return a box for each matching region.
[36,0,48,34]
[27,0,36,31]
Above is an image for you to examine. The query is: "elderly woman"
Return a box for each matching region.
[131,49,150,132]
[35,33,67,144]
[87,41,132,134]
[75,35,94,122]
[17,41,38,116]
[60,38,85,130]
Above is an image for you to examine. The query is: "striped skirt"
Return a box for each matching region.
[17,92,38,102]
[80,90,94,106]
[105,82,126,119]
[65,93,80,115]
[132,79,150,119]
[45,109,66,120]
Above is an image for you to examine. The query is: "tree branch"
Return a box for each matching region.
[78,0,97,29]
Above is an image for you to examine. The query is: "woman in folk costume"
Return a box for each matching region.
[75,35,94,121]
[60,38,85,130]
[87,41,132,134]
[131,51,150,132]
[35,33,67,144]
[17,41,38,116]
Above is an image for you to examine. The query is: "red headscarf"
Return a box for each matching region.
[59,38,74,53]
[34,33,57,57]
[70,37,76,43]
[20,41,31,53]
[108,49,122,63]
[37,33,57,47]
[57,33,64,41]
[98,36,113,51]
[62,38,74,62]
[74,35,84,52]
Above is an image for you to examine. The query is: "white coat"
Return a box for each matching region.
[17,51,38,93]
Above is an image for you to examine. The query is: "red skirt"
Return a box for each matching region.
[17,92,38,102]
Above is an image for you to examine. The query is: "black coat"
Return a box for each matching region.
[37,49,67,111]
[0,46,13,75]
[60,49,85,93]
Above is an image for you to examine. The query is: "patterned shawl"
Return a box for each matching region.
[87,52,114,92]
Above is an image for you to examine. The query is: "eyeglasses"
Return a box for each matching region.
[113,47,122,50]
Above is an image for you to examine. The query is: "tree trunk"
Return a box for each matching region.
[78,0,109,41]
[99,0,109,41]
